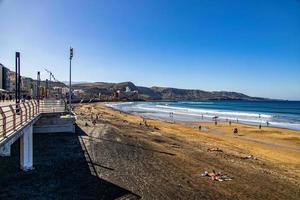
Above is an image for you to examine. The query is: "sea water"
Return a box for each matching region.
[107,100,300,130]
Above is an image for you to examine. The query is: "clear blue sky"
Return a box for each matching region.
[0,0,299,100]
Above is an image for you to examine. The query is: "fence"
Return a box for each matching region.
[0,99,67,139]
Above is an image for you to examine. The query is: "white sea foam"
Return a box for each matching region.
[106,102,134,108]
[156,105,272,118]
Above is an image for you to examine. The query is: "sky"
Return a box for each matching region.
[0,0,299,100]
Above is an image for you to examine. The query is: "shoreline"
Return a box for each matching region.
[105,101,300,131]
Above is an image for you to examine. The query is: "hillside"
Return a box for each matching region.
[72,81,265,101]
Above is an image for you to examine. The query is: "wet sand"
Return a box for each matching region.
[74,103,300,199]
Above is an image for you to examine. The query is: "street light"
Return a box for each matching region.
[69,47,73,112]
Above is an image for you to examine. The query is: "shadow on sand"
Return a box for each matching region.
[0,125,140,200]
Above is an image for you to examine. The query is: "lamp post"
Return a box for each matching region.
[37,71,40,100]
[69,47,73,112]
[15,52,21,113]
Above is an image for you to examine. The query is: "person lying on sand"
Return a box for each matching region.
[207,147,223,152]
[201,170,232,181]
[242,155,258,160]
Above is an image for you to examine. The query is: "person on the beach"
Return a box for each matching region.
[229,121,232,125]
[266,121,269,126]
[233,128,238,136]
[199,125,202,131]
[143,118,148,126]
[259,124,262,129]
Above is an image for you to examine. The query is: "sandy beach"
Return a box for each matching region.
[73,102,300,199]
[1,102,299,199]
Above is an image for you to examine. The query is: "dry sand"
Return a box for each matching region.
[73,102,300,199]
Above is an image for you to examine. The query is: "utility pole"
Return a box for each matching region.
[69,47,73,112]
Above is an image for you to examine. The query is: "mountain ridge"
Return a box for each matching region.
[72,81,267,101]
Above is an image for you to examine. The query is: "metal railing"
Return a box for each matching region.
[39,99,67,113]
[0,99,67,139]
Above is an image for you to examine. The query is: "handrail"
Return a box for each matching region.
[0,99,67,139]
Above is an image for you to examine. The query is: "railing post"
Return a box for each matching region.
[29,101,35,116]
[20,103,23,125]
[37,100,40,113]
[33,100,38,114]
[64,99,67,112]
[24,103,28,122]
[0,107,6,137]
[27,102,31,119]
[9,105,16,130]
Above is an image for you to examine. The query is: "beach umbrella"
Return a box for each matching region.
[212,116,218,120]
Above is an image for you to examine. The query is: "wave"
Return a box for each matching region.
[106,102,134,108]
[155,105,272,118]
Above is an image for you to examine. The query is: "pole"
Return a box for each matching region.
[15,52,18,104]
[18,55,21,102]
[45,79,48,98]
[37,71,40,100]
[15,52,21,113]
[49,72,51,98]
[69,47,73,112]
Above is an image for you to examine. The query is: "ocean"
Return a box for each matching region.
[107,100,300,130]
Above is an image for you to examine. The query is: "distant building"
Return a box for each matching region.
[0,63,11,91]
[125,86,131,93]
[9,71,16,92]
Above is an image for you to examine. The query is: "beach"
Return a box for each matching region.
[2,102,299,199]
[73,102,300,199]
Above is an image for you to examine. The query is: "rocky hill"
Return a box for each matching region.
[72,81,265,101]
